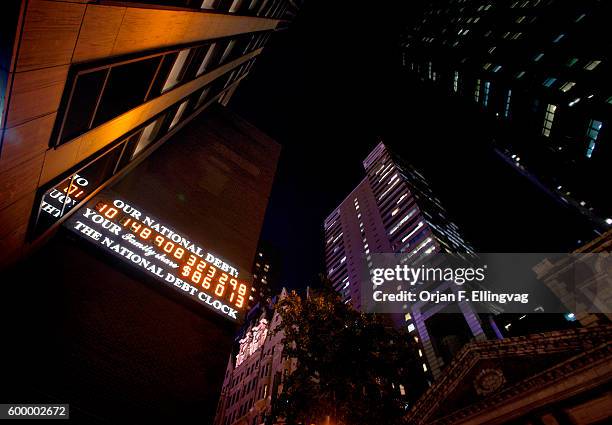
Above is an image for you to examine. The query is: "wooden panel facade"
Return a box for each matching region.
[0,0,280,265]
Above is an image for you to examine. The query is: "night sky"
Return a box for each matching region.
[231,0,596,292]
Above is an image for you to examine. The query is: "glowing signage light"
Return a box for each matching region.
[64,190,250,322]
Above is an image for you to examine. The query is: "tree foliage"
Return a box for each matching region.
[271,278,426,425]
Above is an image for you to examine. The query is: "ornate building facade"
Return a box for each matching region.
[214,289,295,425]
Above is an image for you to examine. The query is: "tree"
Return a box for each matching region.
[271,277,427,425]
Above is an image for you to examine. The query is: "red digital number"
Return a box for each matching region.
[192,271,202,284]
[173,247,184,260]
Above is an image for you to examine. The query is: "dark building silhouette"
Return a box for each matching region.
[251,241,283,304]
[401,0,610,233]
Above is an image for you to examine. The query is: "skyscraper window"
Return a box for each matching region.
[483,81,491,107]
[584,60,601,71]
[453,71,459,92]
[474,79,481,102]
[585,120,603,158]
[560,81,576,92]
[553,33,566,43]
[566,57,579,67]
[542,104,557,137]
[504,89,512,118]
[543,77,557,87]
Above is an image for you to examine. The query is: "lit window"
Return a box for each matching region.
[566,57,579,67]
[543,77,557,87]
[553,33,565,43]
[575,13,586,23]
[584,60,601,71]
[504,89,512,118]
[515,71,526,79]
[407,324,415,332]
[483,81,490,107]
[560,81,576,92]
[453,71,459,92]
[492,65,502,72]
[533,53,544,62]
[474,79,481,102]
[585,119,603,158]
[606,96,612,105]
[399,384,406,396]
[542,104,557,137]
[568,97,581,107]
[390,209,418,235]
[404,312,411,321]
[422,363,428,372]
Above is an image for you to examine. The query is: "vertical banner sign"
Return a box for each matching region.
[64,190,250,322]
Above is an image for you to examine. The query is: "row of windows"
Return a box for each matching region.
[224,360,272,425]
[121,0,290,19]
[413,62,608,160]
[31,69,242,239]
[54,31,270,147]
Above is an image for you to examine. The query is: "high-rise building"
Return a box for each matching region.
[0,0,299,267]
[324,142,492,379]
[251,241,282,304]
[400,0,610,232]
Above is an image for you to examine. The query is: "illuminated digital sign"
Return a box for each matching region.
[64,190,250,322]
